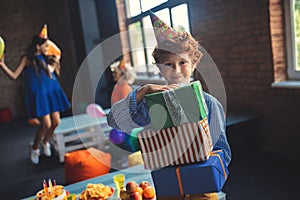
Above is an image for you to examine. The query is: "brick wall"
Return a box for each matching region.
[190,0,300,158]
[0,0,78,118]
[269,0,287,82]
[115,0,131,63]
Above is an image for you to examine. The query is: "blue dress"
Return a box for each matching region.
[23,55,70,118]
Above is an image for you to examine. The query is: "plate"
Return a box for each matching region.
[77,185,114,200]
[107,187,114,199]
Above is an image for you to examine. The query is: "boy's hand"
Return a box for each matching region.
[136,83,179,103]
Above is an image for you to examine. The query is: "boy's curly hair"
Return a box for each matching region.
[152,31,203,66]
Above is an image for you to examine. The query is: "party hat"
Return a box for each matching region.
[149,11,176,43]
[39,24,48,39]
[118,58,126,70]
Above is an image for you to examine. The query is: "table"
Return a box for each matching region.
[51,113,112,162]
[23,165,226,200]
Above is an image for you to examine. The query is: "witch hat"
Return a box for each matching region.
[39,24,48,39]
[149,11,176,43]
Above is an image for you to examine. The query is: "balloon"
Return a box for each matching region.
[0,36,5,59]
[86,103,106,118]
[109,129,126,144]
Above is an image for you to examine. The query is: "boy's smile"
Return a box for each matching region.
[158,52,195,85]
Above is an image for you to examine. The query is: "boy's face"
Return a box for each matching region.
[158,52,195,84]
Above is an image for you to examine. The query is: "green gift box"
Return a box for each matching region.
[145,81,207,130]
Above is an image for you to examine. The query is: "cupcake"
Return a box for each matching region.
[35,180,66,200]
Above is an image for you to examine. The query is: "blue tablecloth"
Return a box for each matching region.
[23,164,226,199]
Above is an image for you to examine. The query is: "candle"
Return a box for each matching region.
[43,180,48,196]
[48,179,53,193]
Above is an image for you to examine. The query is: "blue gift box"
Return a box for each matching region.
[151,150,228,196]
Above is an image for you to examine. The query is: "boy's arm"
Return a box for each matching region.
[136,84,180,103]
[204,92,232,166]
[107,88,151,132]
[107,83,181,132]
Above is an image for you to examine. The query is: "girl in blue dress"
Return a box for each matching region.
[0,34,70,164]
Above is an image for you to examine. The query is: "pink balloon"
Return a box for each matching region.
[86,103,106,118]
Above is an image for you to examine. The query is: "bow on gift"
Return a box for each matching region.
[175,150,228,198]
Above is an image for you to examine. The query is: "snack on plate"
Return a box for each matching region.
[78,183,114,200]
[35,181,66,200]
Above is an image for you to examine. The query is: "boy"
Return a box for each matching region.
[107,12,231,199]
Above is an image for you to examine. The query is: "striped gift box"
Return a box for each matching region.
[138,118,213,169]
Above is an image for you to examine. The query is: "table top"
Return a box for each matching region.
[66,165,153,196]
[54,114,109,135]
[23,164,226,200]
[22,165,152,200]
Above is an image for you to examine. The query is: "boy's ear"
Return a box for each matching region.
[191,63,197,71]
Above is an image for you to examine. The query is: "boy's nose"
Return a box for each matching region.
[174,64,181,72]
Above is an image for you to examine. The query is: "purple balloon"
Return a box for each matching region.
[109,129,126,144]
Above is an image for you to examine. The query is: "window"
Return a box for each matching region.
[286,0,300,79]
[124,0,191,76]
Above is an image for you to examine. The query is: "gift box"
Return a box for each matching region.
[138,119,212,169]
[145,81,207,130]
[128,127,143,151]
[151,150,228,196]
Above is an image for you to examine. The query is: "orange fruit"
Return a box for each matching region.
[142,186,155,199]
[136,187,143,196]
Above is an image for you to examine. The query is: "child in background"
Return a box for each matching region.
[28,39,62,126]
[0,25,70,164]
[111,58,136,105]
[107,12,231,199]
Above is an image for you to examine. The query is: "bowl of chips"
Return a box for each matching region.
[78,183,114,200]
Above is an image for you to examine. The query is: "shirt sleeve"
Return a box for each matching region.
[203,92,232,166]
[107,88,151,132]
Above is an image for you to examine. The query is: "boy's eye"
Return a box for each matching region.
[164,63,172,67]
[180,61,187,65]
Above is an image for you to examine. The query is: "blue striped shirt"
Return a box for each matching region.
[107,88,231,166]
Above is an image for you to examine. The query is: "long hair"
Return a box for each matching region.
[24,35,51,78]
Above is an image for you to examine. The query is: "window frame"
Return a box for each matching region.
[285,0,300,79]
[124,0,191,75]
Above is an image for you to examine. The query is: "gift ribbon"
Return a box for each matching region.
[209,150,227,179]
[175,150,227,196]
[175,167,184,196]
[162,81,208,127]
[163,89,188,126]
